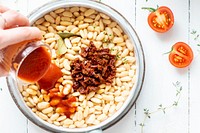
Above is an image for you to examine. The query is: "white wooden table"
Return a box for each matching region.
[0,0,200,132]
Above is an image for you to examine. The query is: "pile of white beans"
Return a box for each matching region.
[20,7,137,128]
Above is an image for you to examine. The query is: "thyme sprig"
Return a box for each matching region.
[116,52,121,59]
[139,81,182,133]
[110,48,116,51]
[191,30,200,46]
[122,57,128,64]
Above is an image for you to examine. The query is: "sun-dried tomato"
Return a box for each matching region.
[70,41,116,94]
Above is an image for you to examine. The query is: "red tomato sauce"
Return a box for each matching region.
[48,88,77,117]
[17,47,51,82]
[17,46,63,91]
[38,63,63,90]
[17,45,76,117]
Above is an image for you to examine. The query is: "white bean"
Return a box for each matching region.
[100,13,110,19]
[44,33,54,38]
[84,9,95,17]
[54,8,65,14]
[63,11,73,17]
[120,76,132,82]
[44,15,55,24]
[37,112,48,120]
[113,37,124,43]
[42,107,53,114]
[26,88,37,95]
[57,115,66,121]
[65,54,76,60]
[121,49,129,58]
[74,120,84,127]
[63,118,73,125]
[126,39,134,51]
[77,111,83,121]
[102,94,114,101]
[35,18,45,25]
[97,114,107,121]
[63,84,72,95]
[86,114,95,124]
[91,98,101,104]
[96,32,105,41]
[103,104,110,114]
[56,26,66,31]
[83,106,89,118]
[50,113,60,121]
[78,23,89,29]
[115,96,125,102]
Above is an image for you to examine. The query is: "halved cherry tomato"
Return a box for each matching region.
[169,42,193,68]
[143,6,174,33]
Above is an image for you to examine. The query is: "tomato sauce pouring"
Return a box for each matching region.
[16,44,77,117]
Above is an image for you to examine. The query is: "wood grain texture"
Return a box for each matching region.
[1,0,199,133]
[135,0,189,133]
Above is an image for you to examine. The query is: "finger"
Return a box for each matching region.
[0,14,6,29]
[0,5,9,13]
[1,10,29,29]
[0,27,42,49]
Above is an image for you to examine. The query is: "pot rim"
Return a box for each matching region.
[7,0,145,132]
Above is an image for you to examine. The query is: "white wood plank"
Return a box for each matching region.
[135,0,189,132]
[0,0,194,132]
[105,107,137,133]
[0,77,27,133]
[0,1,29,133]
[189,0,200,132]
[28,121,49,133]
[0,0,18,10]
[27,0,52,13]
[0,2,28,127]
[16,0,28,15]
[100,0,136,26]
[0,0,27,15]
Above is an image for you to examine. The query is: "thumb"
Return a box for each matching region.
[0,27,42,49]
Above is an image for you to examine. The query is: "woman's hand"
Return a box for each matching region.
[0,5,42,49]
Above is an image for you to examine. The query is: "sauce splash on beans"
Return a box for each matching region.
[49,88,77,117]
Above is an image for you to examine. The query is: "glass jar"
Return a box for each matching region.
[0,41,51,82]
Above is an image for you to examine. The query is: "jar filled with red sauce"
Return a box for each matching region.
[0,41,62,90]
[15,42,52,82]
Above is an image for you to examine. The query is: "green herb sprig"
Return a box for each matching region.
[115,52,120,59]
[122,58,128,64]
[139,81,182,133]
[191,30,200,46]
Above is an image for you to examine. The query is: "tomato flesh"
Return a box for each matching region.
[148,6,174,33]
[169,42,193,68]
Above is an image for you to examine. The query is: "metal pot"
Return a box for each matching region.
[7,0,145,133]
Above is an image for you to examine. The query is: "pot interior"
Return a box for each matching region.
[7,0,145,132]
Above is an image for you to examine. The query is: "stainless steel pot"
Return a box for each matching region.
[6,0,145,133]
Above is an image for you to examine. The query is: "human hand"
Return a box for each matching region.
[0,5,42,49]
